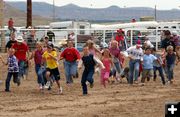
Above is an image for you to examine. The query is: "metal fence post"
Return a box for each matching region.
[130,30,133,46]
[155,27,158,50]
[75,29,78,49]
[103,30,106,44]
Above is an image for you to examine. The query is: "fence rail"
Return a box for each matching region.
[0,28,179,52]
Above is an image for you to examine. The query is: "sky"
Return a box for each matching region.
[4,0,180,10]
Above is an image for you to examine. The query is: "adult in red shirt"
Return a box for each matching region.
[60,40,80,84]
[115,29,125,50]
[12,36,29,80]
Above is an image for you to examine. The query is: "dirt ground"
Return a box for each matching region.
[0,53,180,117]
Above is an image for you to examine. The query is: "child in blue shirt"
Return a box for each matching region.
[141,48,157,85]
[0,48,20,92]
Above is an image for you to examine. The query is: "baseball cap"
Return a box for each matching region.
[47,42,54,49]
[136,40,142,47]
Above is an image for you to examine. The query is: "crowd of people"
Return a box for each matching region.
[0,29,179,95]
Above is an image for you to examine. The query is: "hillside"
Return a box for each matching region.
[6,2,180,22]
[3,2,52,26]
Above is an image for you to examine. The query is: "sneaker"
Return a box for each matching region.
[90,83,94,88]
[39,84,43,90]
[59,87,63,94]
[44,81,51,89]
[140,83,145,86]
[116,77,120,81]
[134,81,138,84]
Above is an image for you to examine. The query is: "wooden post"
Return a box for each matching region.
[27,0,32,28]
[0,0,5,52]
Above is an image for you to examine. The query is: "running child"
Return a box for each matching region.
[78,45,105,95]
[109,40,122,82]
[141,47,158,86]
[0,48,20,92]
[165,45,178,84]
[29,42,45,90]
[101,48,114,88]
[152,48,166,85]
[42,42,62,94]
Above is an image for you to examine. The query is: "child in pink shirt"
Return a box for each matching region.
[101,48,113,88]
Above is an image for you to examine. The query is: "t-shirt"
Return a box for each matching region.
[8,20,13,28]
[82,54,96,71]
[60,47,80,62]
[153,53,163,67]
[166,53,176,65]
[115,35,124,46]
[34,49,44,64]
[42,50,58,69]
[161,38,176,51]
[109,47,120,58]
[126,46,144,61]
[7,55,19,73]
[6,40,17,49]
[12,42,29,61]
[143,54,157,69]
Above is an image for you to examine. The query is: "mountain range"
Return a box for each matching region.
[5,2,180,23]
[3,2,52,26]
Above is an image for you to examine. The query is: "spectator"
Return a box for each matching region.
[8,18,15,33]
[69,32,75,41]
[6,33,17,51]
[47,30,55,42]
[115,29,125,50]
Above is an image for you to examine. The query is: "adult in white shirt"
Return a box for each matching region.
[126,40,144,84]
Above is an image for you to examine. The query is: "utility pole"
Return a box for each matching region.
[155,5,157,21]
[53,0,55,21]
[0,0,5,52]
[27,0,32,28]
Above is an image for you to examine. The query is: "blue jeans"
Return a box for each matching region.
[35,64,45,85]
[166,64,175,81]
[153,66,165,84]
[129,59,140,84]
[81,69,94,94]
[18,60,25,78]
[64,60,77,84]
[5,72,18,91]
[113,62,121,74]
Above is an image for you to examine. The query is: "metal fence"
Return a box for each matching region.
[0,28,178,52]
